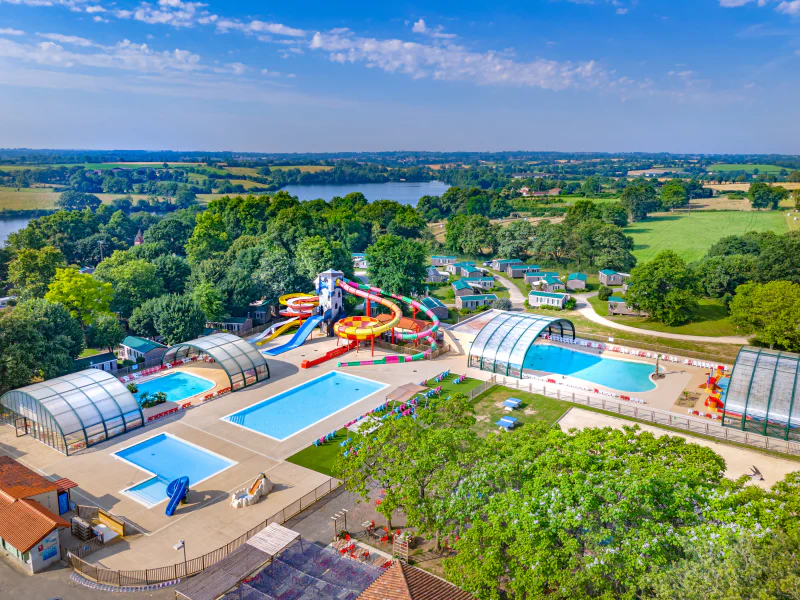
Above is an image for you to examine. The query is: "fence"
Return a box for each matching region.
[66,478,341,588]
[493,375,800,457]
[373,340,451,359]
[466,375,498,400]
[574,330,738,364]
[113,356,166,379]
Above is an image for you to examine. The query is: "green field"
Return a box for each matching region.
[0,187,62,210]
[625,212,787,263]
[268,165,333,173]
[708,163,784,174]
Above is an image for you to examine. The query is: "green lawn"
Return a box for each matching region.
[625,212,787,263]
[78,348,103,358]
[286,374,483,475]
[586,295,737,337]
[708,163,784,174]
[471,388,572,436]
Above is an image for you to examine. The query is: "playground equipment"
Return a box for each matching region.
[334,277,441,368]
[230,473,273,509]
[165,476,189,517]
[278,293,318,318]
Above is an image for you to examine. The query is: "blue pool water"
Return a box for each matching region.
[523,344,656,392]
[135,372,214,403]
[115,433,235,507]
[222,371,387,440]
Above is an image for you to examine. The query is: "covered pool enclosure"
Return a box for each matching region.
[468,312,575,377]
[722,346,800,441]
[163,332,269,391]
[0,369,143,455]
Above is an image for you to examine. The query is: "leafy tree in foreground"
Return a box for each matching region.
[753,230,800,285]
[0,299,84,394]
[7,246,66,298]
[625,250,698,326]
[44,268,113,328]
[93,252,164,317]
[693,254,755,298]
[729,280,800,350]
[749,182,789,210]
[295,235,354,281]
[365,235,427,296]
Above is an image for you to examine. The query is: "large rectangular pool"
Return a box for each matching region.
[523,344,657,393]
[135,372,215,403]
[114,433,236,508]
[222,371,388,441]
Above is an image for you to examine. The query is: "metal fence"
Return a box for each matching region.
[493,376,800,457]
[113,356,166,379]
[574,330,739,364]
[66,478,341,588]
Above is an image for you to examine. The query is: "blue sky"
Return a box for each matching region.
[0,0,798,153]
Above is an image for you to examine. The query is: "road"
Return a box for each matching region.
[573,293,749,345]
[489,271,527,310]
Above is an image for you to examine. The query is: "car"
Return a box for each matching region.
[483,261,491,266]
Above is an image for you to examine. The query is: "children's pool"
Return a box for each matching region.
[135,372,215,403]
[114,433,236,507]
[222,371,388,441]
[523,344,657,392]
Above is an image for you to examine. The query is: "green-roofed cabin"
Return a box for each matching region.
[119,336,168,363]
[566,272,587,291]
[528,290,569,309]
[72,351,118,372]
[421,296,449,319]
[456,293,498,310]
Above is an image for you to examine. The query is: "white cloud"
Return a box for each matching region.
[0,36,204,72]
[93,15,108,22]
[118,0,216,28]
[0,27,25,35]
[411,18,457,39]
[225,61,245,74]
[261,68,280,76]
[616,8,628,14]
[310,30,611,91]
[37,32,95,46]
[84,4,104,12]
[719,0,800,14]
[776,0,800,14]
[216,18,305,37]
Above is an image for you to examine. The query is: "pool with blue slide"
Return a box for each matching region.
[114,433,236,508]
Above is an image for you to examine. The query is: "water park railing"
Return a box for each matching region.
[494,376,800,458]
[574,330,739,364]
[66,477,342,588]
[373,340,451,359]
[114,357,166,379]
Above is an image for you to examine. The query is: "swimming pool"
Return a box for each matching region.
[222,371,388,441]
[135,372,215,403]
[114,433,236,507]
[522,344,657,392]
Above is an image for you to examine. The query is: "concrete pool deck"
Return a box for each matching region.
[0,337,490,571]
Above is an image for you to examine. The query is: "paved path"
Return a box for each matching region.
[491,272,526,310]
[572,293,749,345]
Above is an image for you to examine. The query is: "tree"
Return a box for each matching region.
[496,220,535,259]
[191,282,227,321]
[445,215,498,256]
[295,236,354,281]
[56,190,102,212]
[753,231,800,284]
[7,246,66,298]
[648,529,800,600]
[130,294,205,345]
[530,221,570,265]
[87,313,125,352]
[492,298,512,311]
[93,252,164,317]
[581,175,602,197]
[185,211,229,264]
[104,210,138,242]
[251,246,311,306]
[749,182,788,210]
[620,182,659,221]
[153,254,191,295]
[598,285,613,301]
[625,251,698,326]
[365,235,427,297]
[729,281,800,350]
[693,254,755,298]
[0,299,84,394]
[788,170,800,183]
[660,179,689,210]
[600,203,629,227]
[44,268,113,328]
[143,215,195,253]
[442,425,730,600]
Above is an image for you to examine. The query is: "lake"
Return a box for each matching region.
[0,218,29,247]
[280,180,450,206]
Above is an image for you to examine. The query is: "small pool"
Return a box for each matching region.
[523,344,657,393]
[114,433,236,507]
[135,372,215,403]
[222,371,388,441]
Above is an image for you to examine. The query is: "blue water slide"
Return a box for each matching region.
[262,315,324,356]
[165,476,189,517]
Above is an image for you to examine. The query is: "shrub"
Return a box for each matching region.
[493,298,513,311]
[138,391,168,409]
[126,383,139,394]
[598,285,613,301]
[564,298,577,310]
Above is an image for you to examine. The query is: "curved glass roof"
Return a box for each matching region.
[722,346,800,441]
[0,369,142,454]
[163,332,269,389]
[468,312,575,377]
